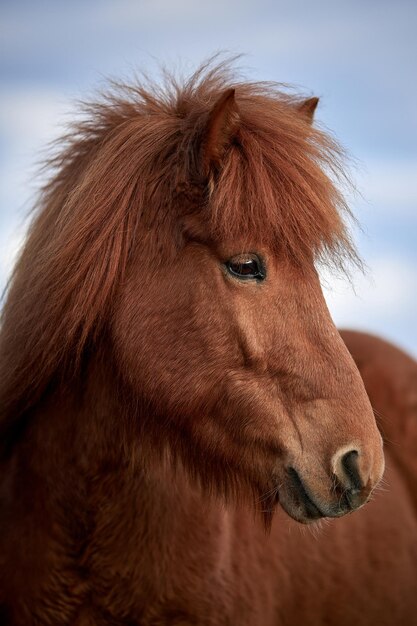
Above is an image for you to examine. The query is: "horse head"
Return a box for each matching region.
[0,63,384,524]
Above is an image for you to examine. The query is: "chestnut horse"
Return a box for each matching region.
[0,62,415,625]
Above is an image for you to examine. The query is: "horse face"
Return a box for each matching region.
[112,232,384,524]
[112,87,383,524]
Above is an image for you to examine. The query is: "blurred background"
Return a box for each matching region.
[1,0,416,355]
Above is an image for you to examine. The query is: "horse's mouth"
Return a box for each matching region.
[282,467,325,523]
[280,466,369,524]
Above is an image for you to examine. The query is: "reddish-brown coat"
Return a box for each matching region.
[0,62,414,624]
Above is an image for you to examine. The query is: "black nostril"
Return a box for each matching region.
[341,450,363,492]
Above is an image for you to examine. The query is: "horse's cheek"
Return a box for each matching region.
[110,273,204,402]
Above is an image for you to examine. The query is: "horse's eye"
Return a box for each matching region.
[225,255,266,281]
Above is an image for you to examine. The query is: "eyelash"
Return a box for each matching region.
[225,254,266,281]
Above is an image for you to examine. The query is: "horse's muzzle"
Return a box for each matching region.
[280,449,377,523]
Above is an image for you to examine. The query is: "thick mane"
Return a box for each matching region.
[0,60,357,451]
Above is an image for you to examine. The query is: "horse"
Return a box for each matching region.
[0,61,415,625]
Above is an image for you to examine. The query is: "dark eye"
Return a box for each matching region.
[225,254,266,281]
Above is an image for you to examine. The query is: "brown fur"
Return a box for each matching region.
[341,330,417,513]
[0,61,414,625]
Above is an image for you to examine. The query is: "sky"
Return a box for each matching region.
[1,0,416,356]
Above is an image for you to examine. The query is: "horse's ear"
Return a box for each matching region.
[297,97,319,123]
[202,88,240,176]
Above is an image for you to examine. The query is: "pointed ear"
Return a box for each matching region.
[201,88,240,176]
[297,97,319,123]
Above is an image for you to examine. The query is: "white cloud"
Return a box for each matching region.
[321,256,417,327]
[99,0,239,26]
[0,227,26,290]
[0,88,73,293]
[0,88,74,222]
[321,256,417,357]
[355,160,417,216]
[0,88,73,148]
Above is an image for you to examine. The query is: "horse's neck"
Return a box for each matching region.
[9,355,225,585]
[3,357,265,622]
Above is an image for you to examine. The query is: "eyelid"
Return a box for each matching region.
[224,253,266,281]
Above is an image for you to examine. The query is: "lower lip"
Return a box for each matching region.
[286,467,324,521]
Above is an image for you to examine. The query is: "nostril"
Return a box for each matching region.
[340,450,363,492]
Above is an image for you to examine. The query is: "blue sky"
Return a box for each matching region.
[1,0,416,355]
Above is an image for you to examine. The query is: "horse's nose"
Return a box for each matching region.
[332,449,371,511]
